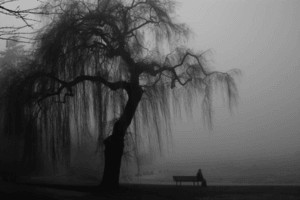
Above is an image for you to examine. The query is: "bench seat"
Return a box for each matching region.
[173,176,206,186]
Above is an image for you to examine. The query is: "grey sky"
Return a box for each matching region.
[169,0,300,169]
[0,0,300,183]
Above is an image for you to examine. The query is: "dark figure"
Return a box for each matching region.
[197,169,207,187]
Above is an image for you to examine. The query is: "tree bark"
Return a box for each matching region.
[101,84,143,188]
[101,135,124,188]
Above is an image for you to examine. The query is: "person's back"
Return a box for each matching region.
[197,169,203,180]
[197,169,207,187]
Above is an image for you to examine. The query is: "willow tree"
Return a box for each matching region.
[1,0,239,187]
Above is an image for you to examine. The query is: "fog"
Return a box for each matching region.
[0,0,300,185]
[154,0,300,185]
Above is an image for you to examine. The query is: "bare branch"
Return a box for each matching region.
[0,0,45,41]
[36,73,129,102]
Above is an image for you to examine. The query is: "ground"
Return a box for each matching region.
[0,180,299,200]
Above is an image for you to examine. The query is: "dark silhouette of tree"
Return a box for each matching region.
[0,0,239,187]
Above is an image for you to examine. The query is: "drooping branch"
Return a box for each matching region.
[36,73,129,102]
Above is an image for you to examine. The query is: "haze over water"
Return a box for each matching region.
[133,0,300,186]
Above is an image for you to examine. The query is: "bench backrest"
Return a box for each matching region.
[173,176,198,181]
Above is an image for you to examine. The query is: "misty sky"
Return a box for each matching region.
[0,0,300,182]
[168,0,300,170]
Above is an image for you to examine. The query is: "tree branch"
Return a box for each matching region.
[0,0,47,41]
[137,51,231,88]
[37,73,129,102]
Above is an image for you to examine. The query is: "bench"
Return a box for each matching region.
[173,176,207,187]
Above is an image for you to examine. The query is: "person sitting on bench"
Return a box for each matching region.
[197,169,207,187]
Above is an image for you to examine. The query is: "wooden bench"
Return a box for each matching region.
[173,176,207,187]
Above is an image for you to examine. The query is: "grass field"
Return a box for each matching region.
[1,181,299,200]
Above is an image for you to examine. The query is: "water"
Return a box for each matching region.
[125,158,300,186]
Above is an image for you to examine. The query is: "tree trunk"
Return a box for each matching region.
[101,84,143,188]
[101,135,124,188]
